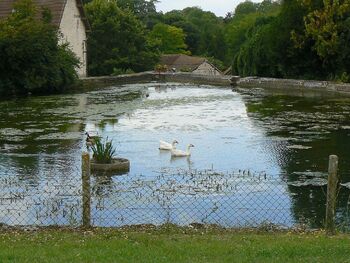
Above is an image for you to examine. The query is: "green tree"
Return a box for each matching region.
[226,0,282,75]
[0,0,79,97]
[85,0,160,76]
[162,10,201,55]
[182,7,227,61]
[159,7,227,65]
[149,23,188,54]
[229,0,326,79]
[234,0,258,16]
[116,0,161,29]
[293,0,350,80]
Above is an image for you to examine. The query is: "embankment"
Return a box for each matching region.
[236,77,350,96]
[80,72,350,97]
[80,72,231,89]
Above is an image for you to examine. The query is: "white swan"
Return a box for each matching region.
[171,144,194,157]
[159,140,178,150]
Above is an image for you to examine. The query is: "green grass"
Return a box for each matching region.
[1,226,350,263]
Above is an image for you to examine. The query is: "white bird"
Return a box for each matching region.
[159,140,178,150]
[171,144,194,157]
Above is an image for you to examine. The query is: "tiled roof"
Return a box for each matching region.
[160,54,207,71]
[0,0,90,30]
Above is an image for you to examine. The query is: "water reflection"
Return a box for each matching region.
[241,89,350,227]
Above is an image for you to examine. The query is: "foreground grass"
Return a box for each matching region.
[1,225,350,263]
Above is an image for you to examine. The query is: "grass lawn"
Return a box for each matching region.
[0,225,349,262]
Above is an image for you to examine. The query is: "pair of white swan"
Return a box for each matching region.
[159,140,194,157]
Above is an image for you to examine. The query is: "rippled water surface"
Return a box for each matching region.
[0,83,349,227]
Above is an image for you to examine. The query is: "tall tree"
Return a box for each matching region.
[234,0,259,16]
[181,7,227,61]
[162,10,201,55]
[85,0,159,76]
[116,0,161,29]
[294,0,350,80]
[148,23,188,54]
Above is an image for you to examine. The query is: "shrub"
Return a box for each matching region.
[91,138,116,164]
[154,64,168,72]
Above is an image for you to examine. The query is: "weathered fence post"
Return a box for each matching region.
[82,152,91,228]
[325,155,339,235]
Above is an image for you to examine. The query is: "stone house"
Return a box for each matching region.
[160,54,222,76]
[0,0,90,77]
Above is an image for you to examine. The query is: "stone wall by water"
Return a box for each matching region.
[237,77,350,96]
[80,72,232,89]
[156,72,231,86]
[80,73,350,96]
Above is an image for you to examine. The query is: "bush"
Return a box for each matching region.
[0,0,79,97]
[154,64,168,72]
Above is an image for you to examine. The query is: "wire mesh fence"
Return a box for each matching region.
[0,166,82,227]
[0,154,349,232]
[89,168,293,228]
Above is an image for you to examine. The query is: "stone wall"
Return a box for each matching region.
[157,72,231,86]
[237,77,350,96]
[80,73,350,96]
[80,72,232,88]
[80,72,155,89]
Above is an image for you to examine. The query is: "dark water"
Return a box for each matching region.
[0,83,349,228]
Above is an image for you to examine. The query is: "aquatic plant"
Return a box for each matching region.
[91,137,116,164]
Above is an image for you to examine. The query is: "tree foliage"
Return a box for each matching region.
[293,0,350,80]
[0,0,79,97]
[227,0,348,80]
[234,1,259,16]
[84,0,350,81]
[149,23,188,54]
[85,0,159,76]
[160,7,227,65]
[116,0,161,29]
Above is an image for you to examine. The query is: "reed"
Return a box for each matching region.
[91,138,116,164]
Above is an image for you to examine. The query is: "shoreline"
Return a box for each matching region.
[236,76,350,96]
[80,71,232,88]
[81,72,350,96]
[2,73,350,100]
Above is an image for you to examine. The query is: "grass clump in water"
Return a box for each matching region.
[91,138,116,164]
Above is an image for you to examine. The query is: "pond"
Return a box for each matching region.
[0,83,349,228]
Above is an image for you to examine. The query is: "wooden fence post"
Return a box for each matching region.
[325,155,339,235]
[82,152,91,228]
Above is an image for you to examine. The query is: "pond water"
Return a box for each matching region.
[0,83,349,228]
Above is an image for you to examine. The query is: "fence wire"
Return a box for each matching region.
[1,165,350,230]
[0,166,82,227]
[90,168,293,228]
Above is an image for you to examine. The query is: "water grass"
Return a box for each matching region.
[91,137,116,164]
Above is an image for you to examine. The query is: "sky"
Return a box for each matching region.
[155,0,262,17]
